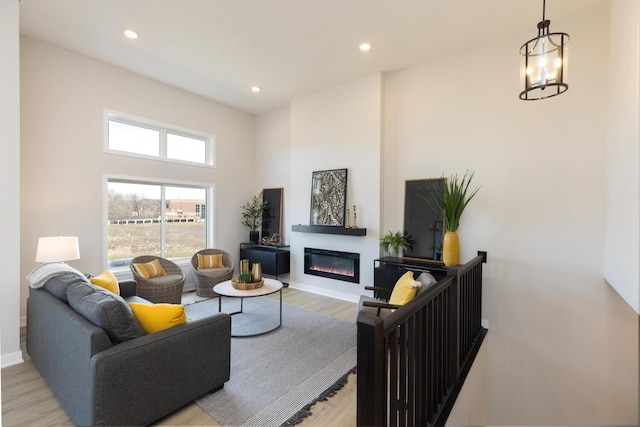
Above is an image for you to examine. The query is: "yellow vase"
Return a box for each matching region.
[443,231,460,266]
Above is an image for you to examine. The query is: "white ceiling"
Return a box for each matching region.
[19,0,608,114]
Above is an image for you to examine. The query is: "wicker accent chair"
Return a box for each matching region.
[191,249,235,297]
[129,256,185,304]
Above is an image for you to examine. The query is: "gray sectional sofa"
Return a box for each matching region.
[27,274,231,426]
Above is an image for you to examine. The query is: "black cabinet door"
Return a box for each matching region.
[240,246,290,277]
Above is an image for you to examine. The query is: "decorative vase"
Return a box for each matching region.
[240,259,249,275]
[443,231,460,266]
[249,231,259,244]
[388,246,404,259]
[251,262,262,282]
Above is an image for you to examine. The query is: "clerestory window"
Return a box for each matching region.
[105,111,215,167]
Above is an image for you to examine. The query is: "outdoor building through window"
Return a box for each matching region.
[106,111,215,166]
[107,180,208,268]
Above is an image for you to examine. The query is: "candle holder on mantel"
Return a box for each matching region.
[351,205,358,229]
[345,208,351,228]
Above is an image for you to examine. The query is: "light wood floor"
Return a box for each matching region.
[1,288,358,427]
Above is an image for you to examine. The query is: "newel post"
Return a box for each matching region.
[356,311,386,427]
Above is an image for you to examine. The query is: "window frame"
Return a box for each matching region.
[104,110,216,168]
[104,174,216,271]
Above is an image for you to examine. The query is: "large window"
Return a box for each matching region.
[106,111,215,166]
[107,179,209,267]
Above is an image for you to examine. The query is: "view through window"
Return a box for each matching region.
[107,180,208,268]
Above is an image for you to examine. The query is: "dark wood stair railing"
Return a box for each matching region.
[357,252,488,427]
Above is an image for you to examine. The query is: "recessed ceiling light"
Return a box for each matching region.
[251,86,261,93]
[359,42,372,52]
[124,29,139,39]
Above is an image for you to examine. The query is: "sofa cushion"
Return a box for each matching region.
[90,270,120,295]
[67,282,146,343]
[43,274,90,303]
[129,302,187,334]
[124,295,152,305]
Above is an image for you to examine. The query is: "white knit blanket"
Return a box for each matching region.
[27,262,87,288]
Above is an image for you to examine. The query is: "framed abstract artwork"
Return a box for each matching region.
[309,168,347,226]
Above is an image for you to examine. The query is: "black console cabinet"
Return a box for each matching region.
[374,257,447,296]
[240,243,290,283]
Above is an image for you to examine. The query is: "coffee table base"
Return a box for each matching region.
[216,284,283,338]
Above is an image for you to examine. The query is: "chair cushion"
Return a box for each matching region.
[66,282,146,343]
[197,267,231,277]
[197,253,224,269]
[90,270,120,295]
[144,273,183,284]
[133,259,167,279]
[129,302,187,334]
[389,271,421,306]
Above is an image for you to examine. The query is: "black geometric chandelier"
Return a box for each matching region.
[519,0,569,100]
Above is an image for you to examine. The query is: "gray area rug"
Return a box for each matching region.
[185,297,357,427]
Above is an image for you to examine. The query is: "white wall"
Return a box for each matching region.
[288,74,382,302]
[255,106,291,244]
[384,6,637,425]
[19,38,255,319]
[603,0,640,313]
[0,0,23,368]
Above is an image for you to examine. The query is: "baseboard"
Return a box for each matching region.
[288,281,360,304]
[1,351,24,368]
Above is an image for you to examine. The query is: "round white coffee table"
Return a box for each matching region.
[213,278,283,337]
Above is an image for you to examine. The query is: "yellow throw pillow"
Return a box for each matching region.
[129,302,187,334]
[389,271,421,306]
[134,259,167,279]
[90,270,120,295]
[197,253,223,269]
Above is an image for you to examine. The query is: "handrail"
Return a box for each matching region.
[356,252,487,427]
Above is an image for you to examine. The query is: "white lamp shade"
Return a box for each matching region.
[35,236,80,262]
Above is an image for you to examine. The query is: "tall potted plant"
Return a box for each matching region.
[241,193,268,244]
[431,170,481,266]
[380,230,414,258]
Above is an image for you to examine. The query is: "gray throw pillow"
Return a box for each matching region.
[67,282,146,343]
[415,272,437,296]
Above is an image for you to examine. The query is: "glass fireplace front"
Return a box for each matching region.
[304,247,360,284]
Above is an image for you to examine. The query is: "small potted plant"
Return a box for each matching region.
[380,230,414,258]
[241,193,268,244]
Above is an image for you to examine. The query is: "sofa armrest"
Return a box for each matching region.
[89,312,231,426]
[118,280,137,297]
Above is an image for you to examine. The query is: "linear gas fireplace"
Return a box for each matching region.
[304,247,360,284]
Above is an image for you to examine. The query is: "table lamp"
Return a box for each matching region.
[35,236,80,263]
